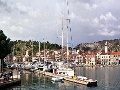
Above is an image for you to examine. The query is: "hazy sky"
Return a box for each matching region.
[0,0,120,47]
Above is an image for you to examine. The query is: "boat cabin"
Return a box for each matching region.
[56,68,74,77]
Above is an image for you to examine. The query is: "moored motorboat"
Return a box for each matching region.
[51,77,64,82]
[85,79,97,87]
[56,68,74,77]
[77,76,87,80]
[77,76,97,87]
[22,62,32,70]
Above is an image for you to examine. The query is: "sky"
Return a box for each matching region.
[0,0,120,47]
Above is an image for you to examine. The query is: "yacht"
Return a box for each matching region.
[23,62,32,70]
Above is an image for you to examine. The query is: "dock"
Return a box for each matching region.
[0,70,21,89]
[36,70,97,87]
[0,78,21,89]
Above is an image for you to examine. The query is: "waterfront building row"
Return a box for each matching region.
[4,42,120,66]
[6,49,120,66]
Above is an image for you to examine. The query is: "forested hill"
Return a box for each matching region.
[75,39,120,53]
[10,40,61,56]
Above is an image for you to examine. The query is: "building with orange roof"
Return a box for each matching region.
[85,53,96,66]
[110,52,120,65]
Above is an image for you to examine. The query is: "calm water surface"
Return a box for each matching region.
[4,66,120,90]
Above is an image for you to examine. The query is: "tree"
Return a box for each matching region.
[0,30,11,72]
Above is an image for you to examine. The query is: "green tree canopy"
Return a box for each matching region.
[0,30,11,60]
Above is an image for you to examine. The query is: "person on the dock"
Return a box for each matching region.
[0,73,3,78]
[8,71,12,76]
[55,69,58,75]
[8,71,13,80]
[3,72,8,81]
[73,74,77,79]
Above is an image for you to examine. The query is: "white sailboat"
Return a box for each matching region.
[53,0,74,78]
[23,62,32,70]
[23,40,34,70]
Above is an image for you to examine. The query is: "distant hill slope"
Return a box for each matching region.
[10,40,61,57]
[75,39,120,53]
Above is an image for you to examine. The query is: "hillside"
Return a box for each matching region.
[75,39,120,53]
[10,40,61,57]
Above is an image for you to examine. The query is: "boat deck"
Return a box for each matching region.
[36,70,97,87]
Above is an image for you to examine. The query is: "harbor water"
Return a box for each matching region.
[4,66,120,90]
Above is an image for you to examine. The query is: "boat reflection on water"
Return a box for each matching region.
[3,67,120,90]
[20,72,57,90]
[6,72,80,90]
[51,77,64,82]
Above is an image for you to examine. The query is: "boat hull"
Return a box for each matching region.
[0,79,21,89]
[51,77,63,82]
[87,80,97,87]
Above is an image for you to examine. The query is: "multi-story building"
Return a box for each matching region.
[85,53,96,66]
[96,41,120,66]
[100,52,110,65]
[99,41,111,65]
[75,54,84,64]
[110,52,120,65]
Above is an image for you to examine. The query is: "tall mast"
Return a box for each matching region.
[66,0,73,61]
[39,41,40,62]
[62,13,64,60]
[66,0,69,61]
[32,39,33,61]
[43,36,46,64]
[67,22,69,61]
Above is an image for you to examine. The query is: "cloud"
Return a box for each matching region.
[100,12,117,21]
[93,17,99,26]
[0,0,120,46]
[118,25,120,29]
[98,29,120,36]
[84,3,98,10]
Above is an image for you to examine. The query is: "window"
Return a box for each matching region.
[63,72,65,74]
[59,72,62,74]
